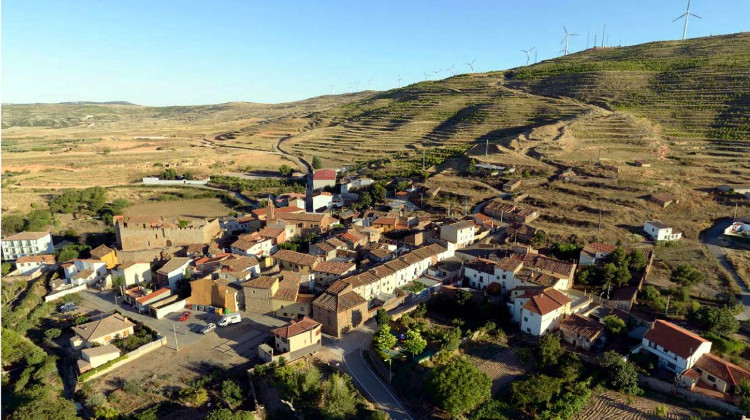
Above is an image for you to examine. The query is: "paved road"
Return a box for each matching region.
[700,219,750,321]
[323,322,413,420]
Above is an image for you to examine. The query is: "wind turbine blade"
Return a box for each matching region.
[673,13,687,22]
[530,47,535,52]
[690,13,701,18]
[571,33,579,36]
[564,25,568,34]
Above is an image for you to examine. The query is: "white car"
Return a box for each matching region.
[199,323,216,334]
[218,313,241,327]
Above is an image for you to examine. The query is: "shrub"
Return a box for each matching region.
[602,315,626,335]
[654,404,669,418]
[598,351,640,394]
[670,265,705,286]
[178,386,208,407]
[428,356,492,416]
[44,328,61,342]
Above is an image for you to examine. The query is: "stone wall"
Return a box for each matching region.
[116,219,220,251]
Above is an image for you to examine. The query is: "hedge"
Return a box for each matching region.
[78,354,129,382]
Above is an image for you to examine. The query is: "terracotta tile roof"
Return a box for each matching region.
[369,265,396,280]
[346,271,380,288]
[231,238,259,251]
[273,285,298,302]
[2,231,50,241]
[313,289,366,312]
[496,255,524,271]
[257,227,285,238]
[326,237,346,248]
[271,316,321,339]
[313,242,336,253]
[326,279,351,294]
[373,217,397,226]
[694,353,750,386]
[296,294,315,304]
[384,258,409,271]
[72,269,95,280]
[72,314,135,342]
[156,257,191,274]
[464,258,498,275]
[522,254,575,277]
[136,287,171,303]
[15,254,56,264]
[185,243,208,254]
[314,261,355,275]
[221,255,259,272]
[515,268,559,287]
[242,276,278,289]
[90,245,115,259]
[560,314,604,341]
[522,288,571,315]
[278,213,331,223]
[644,320,710,360]
[581,242,617,256]
[447,220,476,230]
[339,230,366,244]
[313,169,337,181]
[274,250,318,267]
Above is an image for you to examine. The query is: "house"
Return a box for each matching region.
[124,286,172,312]
[184,243,208,258]
[155,257,191,289]
[272,212,337,235]
[503,179,522,192]
[70,314,135,349]
[505,224,537,244]
[312,261,356,289]
[341,177,374,194]
[311,192,334,212]
[276,193,307,209]
[309,237,347,261]
[464,253,575,293]
[187,277,240,312]
[362,243,395,263]
[79,344,121,372]
[440,220,476,248]
[578,243,618,266]
[14,254,56,275]
[473,213,499,230]
[90,245,118,269]
[681,353,750,394]
[231,237,275,258]
[512,288,572,336]
[2,231,54,261]
[273,250,319,272]
[242,275,312,318]
[216,255,260,282]
[114,216,220,251]
[634,160,651,167]
[639,319,712,373]
[312,169,337,190]
[255,226,288,245]
[649,193,678,208]
[312,280,369,337]
[372,216,410,232]
[560,314,604,350]
[483,201,539,224]
[265,317,322,362]
[253,205,304,221]
[111,261,152,287]
[64,259,108,286]
[610,286,638,311]
[643,221,682,241]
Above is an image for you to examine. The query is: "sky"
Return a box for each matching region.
[2,0,748,106]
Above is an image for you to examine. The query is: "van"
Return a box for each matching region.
[218,313,241,327]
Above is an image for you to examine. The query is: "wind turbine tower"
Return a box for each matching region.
[368,78,374,90]
[397,75,402,88]
[465,59,476,73]
[521,47,535,65]
[674,0,701,40]
[560,26,579,55]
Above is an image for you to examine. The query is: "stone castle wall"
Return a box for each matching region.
[116,219,220,251]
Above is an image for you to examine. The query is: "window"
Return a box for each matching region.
[526,328,531,333]
[707,374,716,382]
[523,317,528,322]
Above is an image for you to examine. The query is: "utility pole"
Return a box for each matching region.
[464,196,468,217]
[598,208,602,232]
[173,323,179,351]
[602,25,606,47]
[485,139,489,156]
[733,203,738,220]
[422,150,426,172]
[593,34,597,48]
[665,295,671,316]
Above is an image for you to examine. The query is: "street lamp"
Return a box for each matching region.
[388,358,392,383]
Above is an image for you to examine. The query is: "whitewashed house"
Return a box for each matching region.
[638,319,712,373]
[643,221,682,241]
[111,262,152,287]
[507,288,572,336]
[439,220,476,248]
[64,259,108,286]
[2,232,54,261]
[231,237,275,258]
[14,254,56,275]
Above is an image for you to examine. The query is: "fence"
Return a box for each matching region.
[80,336,167,382]
[142,177,210,186]
[44,284,87,302]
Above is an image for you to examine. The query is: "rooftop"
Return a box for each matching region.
[314,261,356,275]
[313,169,337,181]
[156,257,191,274]
[271,316,321,339]
[72,314,135,342]
[274,249,318,267]
[644,319,710,359]
[522,288,571,315]
[694,353,750,386]
[90,244,115,259]
[15,254,56,264]
[243,276,278,289]
[560,314,604,341]
[3,231,50,241]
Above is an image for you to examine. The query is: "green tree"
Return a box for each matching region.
[427,356,492,416]
[602,315,627,334]
[56,244,88,262]
[112,275,125,290]
[322,373,357,419]
[455,289,472,306]
[610,246,628,268]
[602,263,618,288]
[205,408,255,420]
[312,155,322,170]
[692,306,739,336]
[221,379,244,409]
[160,168,177,180]
[372,183,387,203]
[642,285,660,301]
[1,263,11,276]
[373,326,397,355]
[615,264,631,286]
[598,351,640,394]
[358,191,373,208]
[537,334,564,368]
[671,265,705,286]
[44,328,61,342]
[577,265,598,286]
[179,386,208,407]
[376,308,390,327]
[442,326,462,352]
[2,214,26,235]
[10,397,79,420]
[279,164,292,176]
[402,329,427,359]
[737,379,750,416]
[183,171,195,180]
[510,374,562,411]
[25,209,54,231]
[628,249,648,271]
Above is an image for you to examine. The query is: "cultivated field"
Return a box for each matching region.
[573,390,698,420]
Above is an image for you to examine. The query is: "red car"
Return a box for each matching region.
[178,311,191,322]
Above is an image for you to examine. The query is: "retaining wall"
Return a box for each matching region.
[142,177,210,186]
[81,336,168,382]
[45,284,87,302]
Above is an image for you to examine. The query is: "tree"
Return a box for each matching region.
[1,263,11,276]
[373,326,397,355]
[537,334,564,368]
[629,249,648,271]
[358,191,373,208]
[279,164,292,176]
[221,379,244,409]
[602,263,618,288]
[455,289,472,306]
[376,308,390,327]
[737,379,750,416]
[692,306,739,336]
[2,214,25,235]
[44,328,61,342]
[427,356,492,416]
[598,351,640,394]
[25,209,53,231]
[183,171,195,180]
[671,265,705,286]
[56,244,88,262]
[205,408,255,420]
[10,397,79,420]
[312,155,322,170]
[642,285,660,301]
[610,246,628,268]
[510,374,562,411]
[372,183,387,203]
[577,265,598,286]
[403,329,427,359]
[179,386,208,406]
[160,168,177,180]
[322,373,357,419]
[603,315,627,335]
[615,264,631,286]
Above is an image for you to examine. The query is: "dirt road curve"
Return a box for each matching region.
[700,219,750,321]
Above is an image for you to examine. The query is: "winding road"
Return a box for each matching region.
[700,219,750,321]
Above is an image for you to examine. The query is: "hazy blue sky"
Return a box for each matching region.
[2,0,748,105]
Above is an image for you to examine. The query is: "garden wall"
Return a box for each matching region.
[44,284,87,302]
[80,335,167,382]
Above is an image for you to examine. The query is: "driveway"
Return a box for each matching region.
[323,322,413,420]
[700,219,750,320]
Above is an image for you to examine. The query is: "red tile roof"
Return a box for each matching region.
[313,169,337,181]
[560,314,604,341]
[16,254,56,264]
[694,353,750,386]
[271,316,321,339]
[522,288,571,315]
[581,242,617,256]
[644,320,710,359]
[314,261,355,275]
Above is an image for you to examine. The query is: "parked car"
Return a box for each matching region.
[199,323,216,334]
[178,311,192,322]
[218,313,241,327]
[59,303,77,313]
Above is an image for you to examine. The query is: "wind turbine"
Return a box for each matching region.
[367,78,374,90]
[448,65,455,76]
[433,69,442,78]
[354,82,360,92]
[465,59,476,73]
[560,26,579,55]
[397,75,403,88]
[534,49,538,64]
[521,47,535,65]
[674,0,700,40]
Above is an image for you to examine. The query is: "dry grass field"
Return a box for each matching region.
[573,390,698,420]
